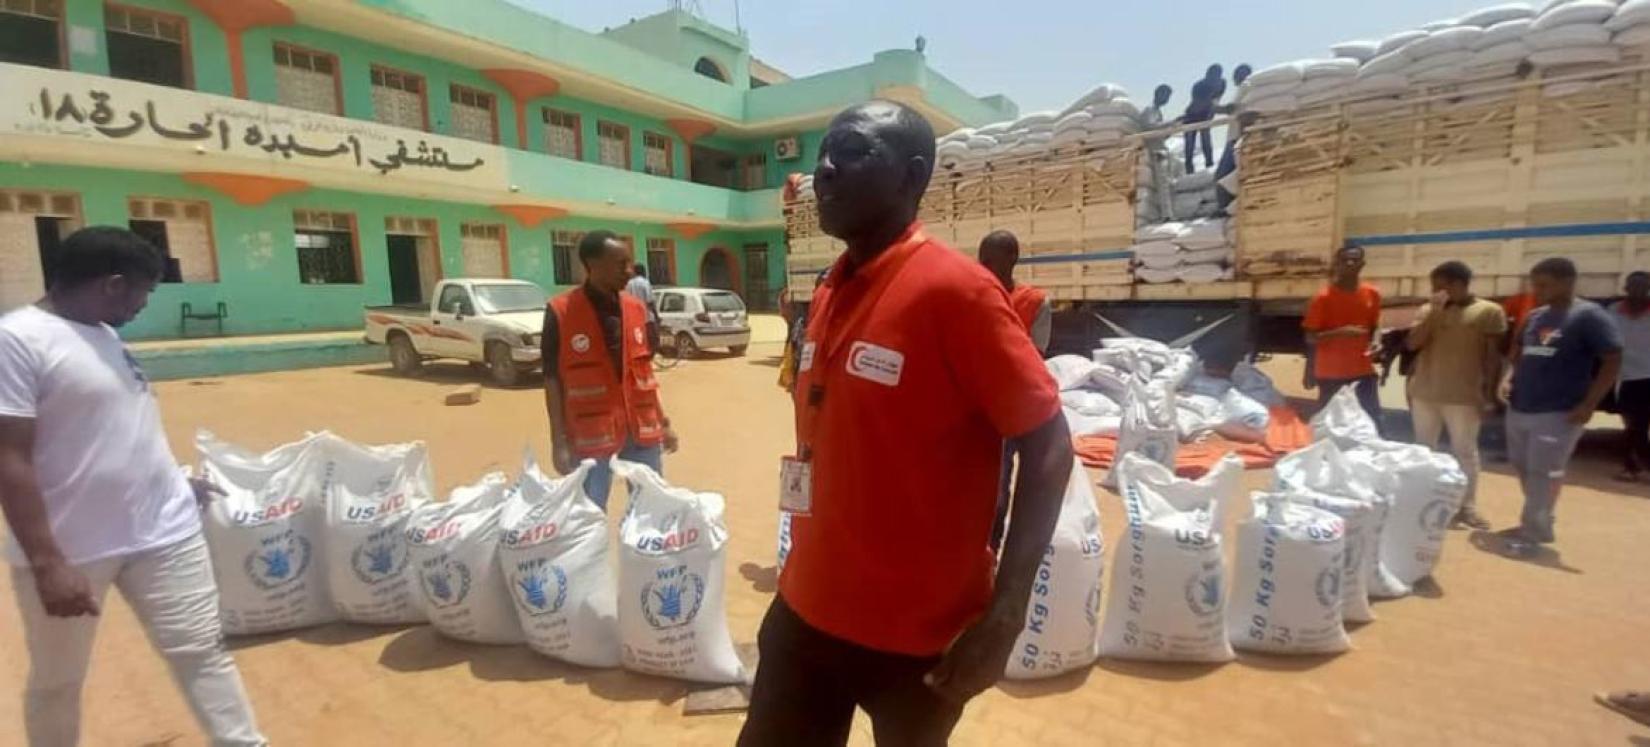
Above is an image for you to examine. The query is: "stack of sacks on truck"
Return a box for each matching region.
[1129,218,1236,284]
[1234,0,1650,117]
[935,84,1143,170]
[1167,171,1222,221]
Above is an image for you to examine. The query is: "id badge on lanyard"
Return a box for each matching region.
[779,456,812,514]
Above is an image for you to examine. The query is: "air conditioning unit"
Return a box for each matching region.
[774,135,801,161]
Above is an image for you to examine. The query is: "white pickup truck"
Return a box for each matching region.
[364,278,548,386]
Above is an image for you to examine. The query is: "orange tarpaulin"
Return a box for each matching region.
[1074,406,1313,478]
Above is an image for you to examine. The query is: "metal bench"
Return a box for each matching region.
[180,302,227,337]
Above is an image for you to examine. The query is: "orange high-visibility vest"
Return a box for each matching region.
[1008,284,1047,334]
[549,290,665,458]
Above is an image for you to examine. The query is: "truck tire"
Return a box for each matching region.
[487,342,520,387]
[388,333,423,376]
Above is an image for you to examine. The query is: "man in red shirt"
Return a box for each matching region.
[1303,243,1384,426]
[978,230,1051,354]
[739,102,1072,745]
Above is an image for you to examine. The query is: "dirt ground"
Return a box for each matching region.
[3,339,1649,746]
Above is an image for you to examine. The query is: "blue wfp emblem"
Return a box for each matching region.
[1084,582,1102,629]
[244,533,312,591]
[1184,567,1222,618]
[1420,500,1454,532]
[420,559,473,609]
[351,540,408,585]
[512,562,568,617]
[1316,561,1344,608]
[641,570,705,629]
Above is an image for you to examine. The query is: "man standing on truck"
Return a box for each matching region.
[739,101,1073,745]
[1183,64,1225,173]
[1404,261,1508,530]
[1500,257,1623,552]
[1303,243,1384,428]
[541,230,680,508]
[1141,85,1177,221]
[0,227,267,747]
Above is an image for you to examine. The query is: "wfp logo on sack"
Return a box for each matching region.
[633,514,700,556]
[244,531,312,591]
[1420,500,1454,532]
[419,557,472,609]
[344,493,408,524]
[231,496,305,526]
[1315,562,1343,609]
[350,539,407,585]
[641,565,705,629]
[1085,583,1102,629]
[1183,566,1222,618]
[511,560,569,616]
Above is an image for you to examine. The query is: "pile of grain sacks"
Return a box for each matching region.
[1129,217,1236,284]
[1047,338,1269,443]
[935,84,1144,170]
[1235,0,1650,116]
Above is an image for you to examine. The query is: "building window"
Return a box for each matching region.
[105,4,190,89]
[643,132,674,178]
[743,153,768,191]
[272,43,340,115]
[369,65,427,131]
[127,198,216,283]
[597,121,630,170]
[551,230,585,286]
[0,189,81,307]
[542,108,581,160]
[293,209,359,285]
[645,238,676,285]
[459,222,506,278]
[694,57,727,83]
[449,84,498,144]
[1,0,62,69]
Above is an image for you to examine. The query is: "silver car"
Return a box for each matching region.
[653,287,752,357]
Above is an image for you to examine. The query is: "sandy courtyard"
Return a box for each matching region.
[2,339,1648,746]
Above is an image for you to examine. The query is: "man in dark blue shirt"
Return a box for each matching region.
[1500,257,1623,549]
[1182,64,1225,173]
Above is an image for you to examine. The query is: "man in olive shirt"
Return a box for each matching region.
[1405,261,1507,529]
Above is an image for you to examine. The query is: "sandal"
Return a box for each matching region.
[1595,691,1650,727]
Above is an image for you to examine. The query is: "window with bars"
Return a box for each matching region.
[459,222,506,278]
[370,65,426,131]
[127,198,216,283]
[597,121,630,170]
[293,210,358,285]
[743,153,768,191]
[105,4,189,89]
[551,230,585,286]
[645,238,676,285]
[542,108,581,160]
[449,85,498,144]
[272,43,339,115]
[643,132,673,177]
[1,0,62,69]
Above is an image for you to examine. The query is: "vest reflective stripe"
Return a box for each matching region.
[551,290,666,459]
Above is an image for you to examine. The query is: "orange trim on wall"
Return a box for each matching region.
[492,204,568,228]
[184,0,294,99]
[483,69,561,149]
[181,172,309,205]
[665,118,716,144]
[666,221,717,240]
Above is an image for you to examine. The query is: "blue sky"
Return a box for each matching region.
[518,0,1500,118]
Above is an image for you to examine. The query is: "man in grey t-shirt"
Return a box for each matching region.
[1500,257,1623,549]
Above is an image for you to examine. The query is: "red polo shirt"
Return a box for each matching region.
[780,223,1061,656]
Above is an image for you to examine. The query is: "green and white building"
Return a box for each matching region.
[0,0,1014,341]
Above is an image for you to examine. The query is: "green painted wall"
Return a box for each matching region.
[0,162,787,339]
[63,0,234,95]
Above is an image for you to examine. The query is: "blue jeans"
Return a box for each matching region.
[582,440,664,510]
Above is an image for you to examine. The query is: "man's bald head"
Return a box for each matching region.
[978,230,1020,288]
[814,101,936,244]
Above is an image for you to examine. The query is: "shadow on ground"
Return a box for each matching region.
[738,562,778,593]
[997,667,1093,698]
[1095,658,1224,682]
[353,363,538,390]
[379,626,694,705]
[226,621,415,651]
[1467,530,1583,574]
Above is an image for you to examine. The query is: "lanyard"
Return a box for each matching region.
[795,225,927,457]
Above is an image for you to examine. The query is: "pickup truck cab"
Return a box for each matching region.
[365,279,548,385]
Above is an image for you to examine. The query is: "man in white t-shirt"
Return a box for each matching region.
[0,227,266,746]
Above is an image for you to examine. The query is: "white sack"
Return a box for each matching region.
[499,458,621,668]
[1135,221,1187,242]
[1047,355,1103,391]
[1530,0,1619,30]
[1098,454,1242,662]
[1331,40,1381,61]
[613,460,744,684]
[1102,379,1179,489]
[1061,389,1123,418]
[1347,443,1468,586]
[1474,17,1537,48]
[1461,3,1538,27]
[1132,240,1183,258]
[1471,40,1537,66]
[1311,385,1381,449]
[1007,459,1105,679]
[1618,23,1650,44]
[1229,494,1351,655]
[1359,50,1413,77]
[1247,61,1306,87]
[1376,29,1429,56]
[1529,45,1622,64]
[1343,454,1412,599]
[200,432,336,636]
[1177,264,1233,283]
[1407,26,1486,58]
[407,473,525,645]
[1274,441,1382,623]
[1232,359,1285,408]
[1174,171,1217,193]
[1139,252,1185,271]
[1182,246,1233,266]
[1529,22,1614,48]
[1183,374,1232,398]
[1607,0,1650,30]
[321,433,432,626]
[1220,388,1272,433]
[1304,57,1362,79]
